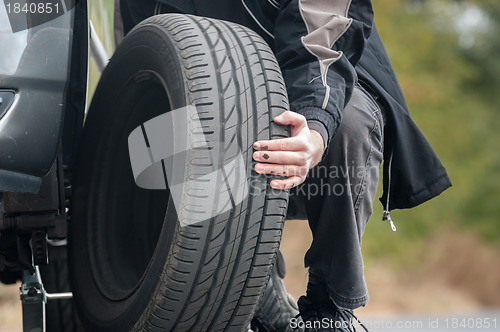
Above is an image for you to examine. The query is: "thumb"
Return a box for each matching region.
[273,111,307,130]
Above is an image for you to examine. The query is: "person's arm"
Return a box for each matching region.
[253,0,374,189]
[276,0,374,145]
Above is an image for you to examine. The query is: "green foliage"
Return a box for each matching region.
[88,0,115,107]
[363,0,500,265]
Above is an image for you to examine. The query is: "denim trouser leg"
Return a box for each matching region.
[290,85,385,310]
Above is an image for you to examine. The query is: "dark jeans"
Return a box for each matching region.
[288,84,385,309]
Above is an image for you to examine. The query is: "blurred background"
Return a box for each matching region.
[1,0,499,330]
[283,0,500,319]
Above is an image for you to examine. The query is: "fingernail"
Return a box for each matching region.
[270,181,279,189]
[255,164,264,172]
[253,142,260,149]
[253,152,260,159]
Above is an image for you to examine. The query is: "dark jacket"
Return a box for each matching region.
[119,0,451,212]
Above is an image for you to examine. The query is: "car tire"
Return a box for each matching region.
[69,13,289,331]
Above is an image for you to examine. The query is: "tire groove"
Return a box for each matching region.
[224,25,288,331]
[193,17,248,331]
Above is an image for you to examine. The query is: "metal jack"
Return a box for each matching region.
[20,266,73,332]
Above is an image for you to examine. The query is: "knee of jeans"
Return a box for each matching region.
[329,106,366,151]
[332,94,383,151]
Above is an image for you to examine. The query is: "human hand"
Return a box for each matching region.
[253,111,325,190]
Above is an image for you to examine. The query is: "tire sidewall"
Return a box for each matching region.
[69,24,187,330]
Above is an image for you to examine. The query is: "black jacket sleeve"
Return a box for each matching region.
[274,0,374,148]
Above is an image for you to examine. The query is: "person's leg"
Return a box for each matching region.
[293,84,385,310]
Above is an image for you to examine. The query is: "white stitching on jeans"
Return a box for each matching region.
[352,93,383,216]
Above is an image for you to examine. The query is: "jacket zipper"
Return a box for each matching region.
[382,149,397,231]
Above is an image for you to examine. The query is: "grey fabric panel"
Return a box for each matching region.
[299,0,354,108]
[299,0,352,32]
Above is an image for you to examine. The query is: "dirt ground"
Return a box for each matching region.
[0,282,21,332]
[280,219,499,316]
[0,219,498,331]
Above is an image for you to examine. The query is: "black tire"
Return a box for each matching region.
[251,251,299,332]
[69,14,289,331]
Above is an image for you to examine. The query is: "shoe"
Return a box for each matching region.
[295,296,368,332]
[251,251,301,332]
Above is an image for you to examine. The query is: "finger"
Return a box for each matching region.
[270,176,305,190]
[254,163,308,177]
[253,151,308,166]
[273,111,307,130]
[253,136,307,152]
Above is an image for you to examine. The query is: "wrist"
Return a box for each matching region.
[306,120,328,152]
[310,129,325,166]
